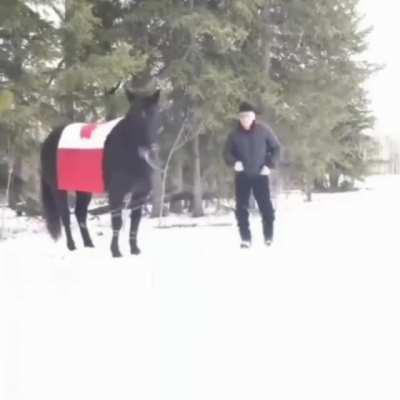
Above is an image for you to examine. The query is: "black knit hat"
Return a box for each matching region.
[239,101,257,113]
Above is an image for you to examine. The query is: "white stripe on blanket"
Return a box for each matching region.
[58,117,123,150]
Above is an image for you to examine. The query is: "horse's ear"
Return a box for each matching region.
[124,84,135,103]
[106,80,122,96]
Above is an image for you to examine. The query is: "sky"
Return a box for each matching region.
[359,0,400,140]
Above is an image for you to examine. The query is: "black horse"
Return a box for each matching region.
[40,88,161,257]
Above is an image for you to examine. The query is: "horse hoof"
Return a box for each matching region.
[84,242,95,248]
[131,247,141,255]
[112,251,122,258]
[67,243,76,251]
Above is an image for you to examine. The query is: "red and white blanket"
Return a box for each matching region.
[57,118,122,193]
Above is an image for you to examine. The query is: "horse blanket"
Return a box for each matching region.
[57,118,122,193]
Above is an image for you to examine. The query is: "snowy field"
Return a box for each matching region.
[1,175,399,400]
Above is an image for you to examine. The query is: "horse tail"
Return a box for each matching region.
[40,126,65,240]
[41,177,61,240]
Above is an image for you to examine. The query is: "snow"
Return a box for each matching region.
[1,175,400,400]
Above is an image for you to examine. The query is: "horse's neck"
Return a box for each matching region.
[113,116,141,151]
[120,113,142,137]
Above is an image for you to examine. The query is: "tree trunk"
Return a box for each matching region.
[192,134,203,217]
[157,118,189,223]
[8,157,23,214]
[151,147,163,218]
[306,188,312,202]
[304,178,313,202]
[262,2,272,75]
[329,170,340,191]
[62,0,75,122]
[169,156,184,214]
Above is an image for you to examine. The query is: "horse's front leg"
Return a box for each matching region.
[128,178,151,255]
[109,192,124,258]
[129,206,142,255]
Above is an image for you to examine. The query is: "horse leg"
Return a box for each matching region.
[54,189,76,251]
[109,190,125,258]
[75,192,94,248]
[128,180,151,255]
[129,206,142,255]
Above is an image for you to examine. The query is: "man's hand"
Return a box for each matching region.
[260,165,271,176]
[234,161,244,172]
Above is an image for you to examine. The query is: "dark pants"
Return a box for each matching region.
[234,173,275,242]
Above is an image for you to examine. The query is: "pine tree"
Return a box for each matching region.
[50,0,147,124]
[0,0,58,209]
[265,0,377,199]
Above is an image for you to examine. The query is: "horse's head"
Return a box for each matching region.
[124,86,161,168]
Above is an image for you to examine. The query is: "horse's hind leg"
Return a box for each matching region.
[54,189,76,251]
[75,192,94,248]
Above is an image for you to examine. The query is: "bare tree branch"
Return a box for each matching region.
[46,57,65,87]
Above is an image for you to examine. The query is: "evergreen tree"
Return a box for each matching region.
[266,0,377,199]
[0,0,58,208]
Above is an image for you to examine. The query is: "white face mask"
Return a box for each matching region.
[239,111,256,130]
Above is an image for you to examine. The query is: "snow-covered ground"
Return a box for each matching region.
[1,175,399,400]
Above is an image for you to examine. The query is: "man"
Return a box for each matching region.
[223,102,281,248]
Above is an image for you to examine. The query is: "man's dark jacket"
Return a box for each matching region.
[223,121,281,176]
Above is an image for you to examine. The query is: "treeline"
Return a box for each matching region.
[0,0,378,216]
